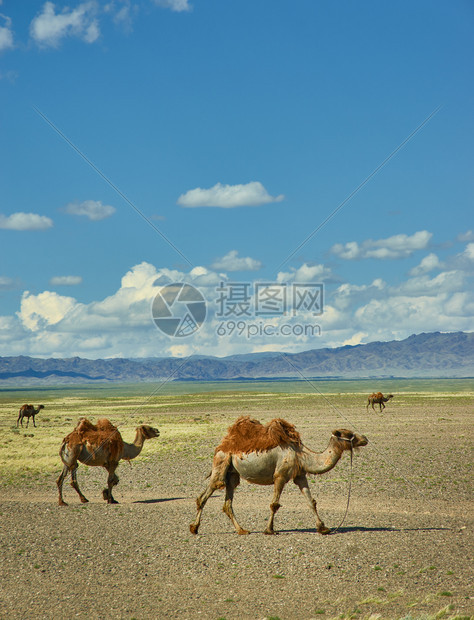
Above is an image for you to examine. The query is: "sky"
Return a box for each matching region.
[0,0,473,360]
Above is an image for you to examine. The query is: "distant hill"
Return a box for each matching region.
[0,332,472,385]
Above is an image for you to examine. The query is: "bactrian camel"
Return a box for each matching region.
[17,404,44,428]
[57,418,159,506]
[190,416,368,536]
[366,392,394,412]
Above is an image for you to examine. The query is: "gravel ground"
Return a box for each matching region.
[0,397,472,619]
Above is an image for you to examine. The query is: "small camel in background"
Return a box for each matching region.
[366,392,394,412]
[190,416,368,536]
[17,404,44,428]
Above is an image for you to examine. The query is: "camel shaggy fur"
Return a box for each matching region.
[17,404,44,428]
[190,416,368,536]
[366,392,394,412]
[57,418,159,506]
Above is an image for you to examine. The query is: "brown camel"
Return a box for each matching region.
[189,416,368,536]
[57,418,160,506]
[17,404,44,428]
[366,392,394,412]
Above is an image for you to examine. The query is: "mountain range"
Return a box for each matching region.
[0,332,472,385]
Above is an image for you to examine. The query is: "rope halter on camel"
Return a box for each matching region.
[330,433,354,534]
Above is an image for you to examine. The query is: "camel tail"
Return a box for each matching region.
[59,440,69,465]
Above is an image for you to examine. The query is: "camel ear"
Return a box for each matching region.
[333,430,341,438]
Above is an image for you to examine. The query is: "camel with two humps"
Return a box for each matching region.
[57,418,159,506]
[190,416,368,536]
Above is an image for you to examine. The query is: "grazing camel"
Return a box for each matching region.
[366,392,394,412]
[17,404,44,428]
[57,418,160,506]
[189,416,368,536]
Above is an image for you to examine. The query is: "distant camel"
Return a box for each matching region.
[366,392,394,412]
[190,416,368,536]
[17,404,44,428]
[57,418,160,506]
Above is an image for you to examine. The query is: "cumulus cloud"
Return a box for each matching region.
[408,253,441,276]
[50,276,83,286]
[30,1,100,48]
[211,250,262,272]
[277,263,332,283]
[463,243,474,261]
[152,0,191,12]
[331,230,432,260]
[63,200,115,220]
[3,245,474,359]
[19,290,77,331]
[0,13,14,51]
[178,182,284,208]
[0,212,53,230]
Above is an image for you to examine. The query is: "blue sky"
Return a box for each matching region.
[0,0,473,359]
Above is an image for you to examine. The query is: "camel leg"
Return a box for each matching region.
[222,470,249,535]
[16,413,21,427]
[102,465,119,504]
[189,479,220,535]
[190,453,232,535]
[294,474,331,535]
[32,415,36,427]
[57,464,70,506]
[70,467,88,503]
[263,475,287,535]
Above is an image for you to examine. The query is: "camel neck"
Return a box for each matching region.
[301,439,344,474]
[121,432,144,460]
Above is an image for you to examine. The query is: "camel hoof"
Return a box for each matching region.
[238,529,250,535]
[189,524,199,535]
[80,497,89,504]
[318,525,331,535]
[58,500,68,507]
[263,529,276,535]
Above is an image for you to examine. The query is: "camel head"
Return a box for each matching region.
[136,425,160,440]
[331,429,368,452]
[386,394,394,400]
[38,405,45,411]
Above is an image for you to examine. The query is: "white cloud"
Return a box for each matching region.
[277,263,332,283]
[50,276,83,286]
[30,1,100,48]
[152,0,191,12]
[2,244,473,359]
[463,243,474,261]
[0,13,14,51]
[331,230,432,260]
[63,199,116,220]
[408,253,441,276]
[211,250,262,272]
[0,212,53,230]
[178,181,284,208]
[19,290,77,331]
[342,332,368,346]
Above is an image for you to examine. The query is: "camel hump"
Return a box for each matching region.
[216,415,303,455]
[64,417,124,461]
